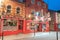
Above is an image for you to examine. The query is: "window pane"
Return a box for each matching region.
[16,7,20,14]
[7,5,11,13]
[35,12,40,16]
[3,19,17,31]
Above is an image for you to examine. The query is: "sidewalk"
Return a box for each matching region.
[0,32,60,40]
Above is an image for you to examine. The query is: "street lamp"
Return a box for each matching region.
[56,12,58,40]
[0,0,4,40]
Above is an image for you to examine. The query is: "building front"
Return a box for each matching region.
[0,0,50,36]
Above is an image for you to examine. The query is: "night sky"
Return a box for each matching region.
[43,0,60,11]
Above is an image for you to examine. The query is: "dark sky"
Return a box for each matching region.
[43,0,60,11]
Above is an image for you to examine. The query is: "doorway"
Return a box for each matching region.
[18,20,23,31]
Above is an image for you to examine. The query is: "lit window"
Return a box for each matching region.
[3,19,17,31]
[37,1,41,6]
[7,5,11,13]
[31,0,35,4]
[16,7,20,14]
[35,12,40,16]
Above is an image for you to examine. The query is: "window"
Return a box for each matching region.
[16,7,20,14]
[7,5,11,13]
[43,3,46,8]
[35,12,40,16]
[37,1,41,6]
[3,19,17,31]
[31,0,35,4]
[3,19,17,26]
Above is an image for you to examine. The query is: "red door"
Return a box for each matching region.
[18,20,23,32]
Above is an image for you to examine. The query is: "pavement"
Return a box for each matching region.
[0,32,60,40]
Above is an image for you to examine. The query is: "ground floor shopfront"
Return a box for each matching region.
[0,16,50,36]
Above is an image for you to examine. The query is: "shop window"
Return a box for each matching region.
[37,1,41,6]
[34,12,41,17]
[3,19,17,26]
[16,7,20,14]
[31,0,35,4]
[7,5,11,13]
[3,19,17,31]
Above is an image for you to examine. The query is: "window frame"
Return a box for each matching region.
[6,5,11,13]
[16,7,20,14]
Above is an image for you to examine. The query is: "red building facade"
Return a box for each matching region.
[0,0,50,36]
[24,0,50,33]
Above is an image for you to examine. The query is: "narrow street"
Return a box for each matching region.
[0,32,60,40]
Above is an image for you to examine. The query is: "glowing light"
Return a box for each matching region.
[28,14,31,18]
[0,0,4,4]
[36,12,39,16]
[35,12,40,16]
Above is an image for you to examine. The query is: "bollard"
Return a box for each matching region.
[2,32,4,40]
[56,31,58,40]
[34,28,35,37]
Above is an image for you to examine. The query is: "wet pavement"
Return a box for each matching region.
[0,32,60,40]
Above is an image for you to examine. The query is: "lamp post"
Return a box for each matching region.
[0,0,4,40]
[56,12,58,40]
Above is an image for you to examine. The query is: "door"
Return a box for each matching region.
[18,20,23,30]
